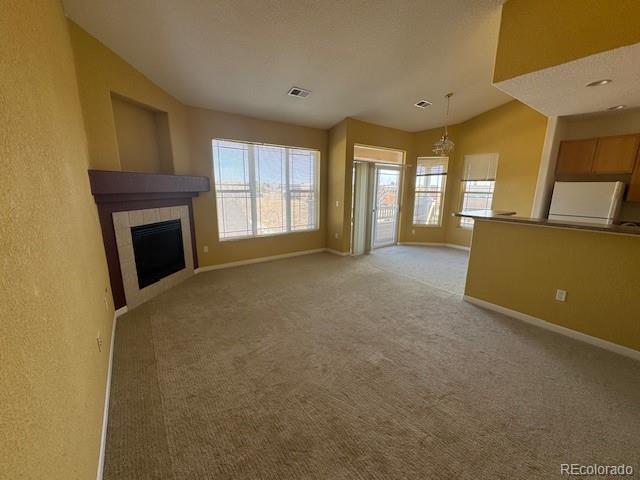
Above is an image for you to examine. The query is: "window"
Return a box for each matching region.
[212,139,319,240]
[459,153,498,228]
[412,157,448,226]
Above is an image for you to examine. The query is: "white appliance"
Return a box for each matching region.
[548,181,625,225]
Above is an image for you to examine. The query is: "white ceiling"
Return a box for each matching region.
[62,0,512,131]
[495,43,640,118]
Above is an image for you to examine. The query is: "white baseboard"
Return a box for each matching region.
[399,241,470,252]
[324,248,351,256]
[463,295,640,362]
[96,310,118,480]
[195,248,326,273]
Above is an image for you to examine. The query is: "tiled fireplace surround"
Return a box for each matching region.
[113,206,194,309]
[88,170,210,311]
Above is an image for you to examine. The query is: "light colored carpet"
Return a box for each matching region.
[368,245,469,295]
[105,247,640,479]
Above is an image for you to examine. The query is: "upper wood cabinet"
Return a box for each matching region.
[556,139,597,175]
[627,148,640,202]
[592,134,640,174]
[556,134,640,176]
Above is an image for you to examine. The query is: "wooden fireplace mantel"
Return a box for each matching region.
[88,169,210,202]
[88,169,210,310]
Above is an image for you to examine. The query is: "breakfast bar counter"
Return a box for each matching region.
[455,209,640,237]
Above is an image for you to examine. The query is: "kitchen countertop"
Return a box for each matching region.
[454,210,640,236]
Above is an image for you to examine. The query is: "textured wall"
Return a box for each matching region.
[187,107,328,266]
[68,21,191,174]
[111,95,172,174]
[401,101,547,247]
[0,1,114,478]
[344,119,414,252]
[325,103,546,251]
[466,220,640,352]
[444,101,547,246]
[494,0,640,82]
[326,120,348,251]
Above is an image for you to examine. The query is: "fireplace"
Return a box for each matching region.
[88,170,210,310]
[132,219,186,289]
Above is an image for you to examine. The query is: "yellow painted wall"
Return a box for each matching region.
[466,221,640,352]
[327,120,348,251]
[111,95,172,173]
[406,125,462,245]
[326,103,546,251]
[495,0,640,82]
[0,1,114,478]
[343,118,414,252]
[69,23,330,266]
[403,101,547,248]
[445,101,547,246]
[187,107,328,266]
[68,21,191,174]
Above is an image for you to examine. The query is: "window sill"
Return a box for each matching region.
[219,227,320,242]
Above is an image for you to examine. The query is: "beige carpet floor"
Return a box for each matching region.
[105,246,640,479]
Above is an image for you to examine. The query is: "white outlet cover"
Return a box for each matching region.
[555,289,567,302]
[203,245,209,253]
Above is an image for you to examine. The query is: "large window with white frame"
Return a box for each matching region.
[212,139,320,240]
[412,157,448,226]
[458,153,498,228]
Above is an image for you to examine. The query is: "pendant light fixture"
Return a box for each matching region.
[432,93,455,156]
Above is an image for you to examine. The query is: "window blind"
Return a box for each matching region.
[462,153,498,181]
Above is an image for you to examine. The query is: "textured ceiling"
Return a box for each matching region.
[495,43,640,118]
[62,0,511,131]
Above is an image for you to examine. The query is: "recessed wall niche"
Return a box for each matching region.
[111,93,174,174]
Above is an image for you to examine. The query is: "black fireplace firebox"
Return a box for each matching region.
[131,219,186,289]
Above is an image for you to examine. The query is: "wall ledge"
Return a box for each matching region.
[463,295,640,362]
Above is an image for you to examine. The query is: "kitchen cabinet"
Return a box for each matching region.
[556,139,597,175]
[592,134,639,174]
[627,149,640,202]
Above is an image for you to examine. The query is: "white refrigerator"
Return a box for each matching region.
[548,181,625,225]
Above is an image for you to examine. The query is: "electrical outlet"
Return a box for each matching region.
[334,232,339,239]
[412,229,415,235]
[555,289,567,302]
[203,245,209,253]
[335,200,340,208]
[96,332,104,352]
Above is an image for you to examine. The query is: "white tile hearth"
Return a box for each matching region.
[113,206,194,309]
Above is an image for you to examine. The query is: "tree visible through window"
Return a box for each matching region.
[212,140,319,240]
[412,157,448,226]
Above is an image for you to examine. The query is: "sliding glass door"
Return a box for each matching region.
[372,166,401,248]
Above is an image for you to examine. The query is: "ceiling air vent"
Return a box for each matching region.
[287,86,311,98]
[414,100,432,109]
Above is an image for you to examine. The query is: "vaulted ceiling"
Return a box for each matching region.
[63,0,511,131]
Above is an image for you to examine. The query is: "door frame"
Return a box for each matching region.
[371,163,403,249]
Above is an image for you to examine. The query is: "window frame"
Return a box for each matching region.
[212,139,320,241]
[412,157,448,227]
